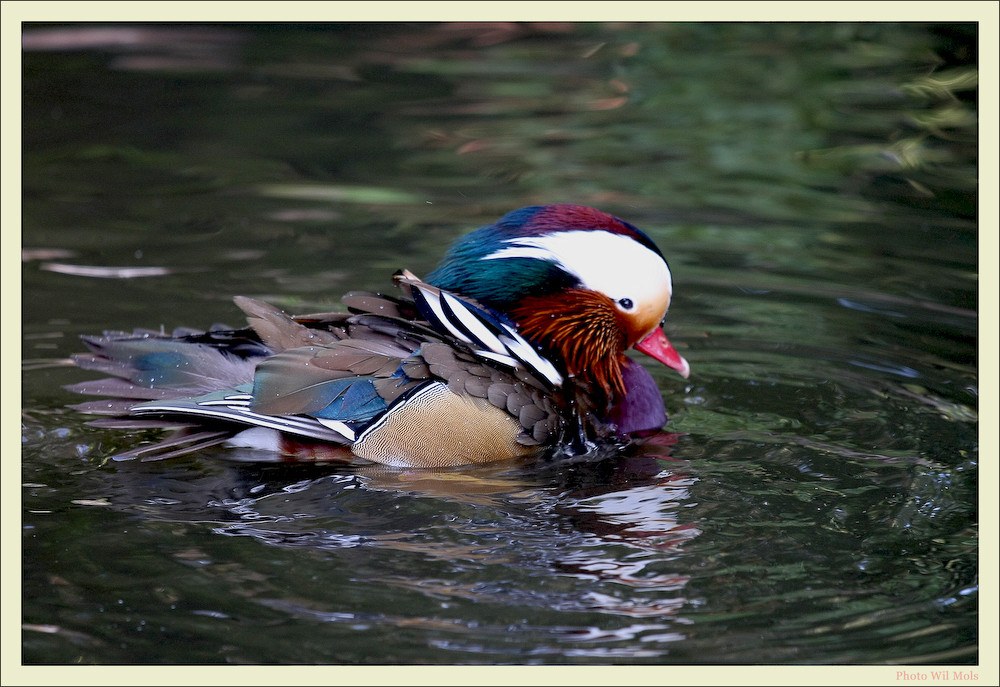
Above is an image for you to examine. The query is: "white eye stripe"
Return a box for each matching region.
[485,230,672,306]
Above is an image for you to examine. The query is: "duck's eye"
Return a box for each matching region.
[617,298,634,310]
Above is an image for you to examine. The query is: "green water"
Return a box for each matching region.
[20,23,978,666]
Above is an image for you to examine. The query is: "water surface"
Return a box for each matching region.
[20,22,980,668]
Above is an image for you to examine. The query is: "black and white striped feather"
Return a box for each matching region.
[396,273,563,388]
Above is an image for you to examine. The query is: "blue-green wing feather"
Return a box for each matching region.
[248,341,423,422]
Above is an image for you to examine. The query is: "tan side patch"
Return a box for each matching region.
[351,382,535,467]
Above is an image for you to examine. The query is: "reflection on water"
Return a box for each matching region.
[22,431,703,661]
[20,22,979,666]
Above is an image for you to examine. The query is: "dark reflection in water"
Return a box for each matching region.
[24,426,705,663]
[20,21,979,666]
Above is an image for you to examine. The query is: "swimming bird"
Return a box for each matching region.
[67,204,690,467]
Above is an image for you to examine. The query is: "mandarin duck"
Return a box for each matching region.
[67,204,690,468]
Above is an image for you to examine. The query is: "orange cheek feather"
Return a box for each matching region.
[508,290,627,397]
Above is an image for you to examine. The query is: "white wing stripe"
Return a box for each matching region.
[199,397,250,407]
[418,288,475,345]
[315,418,357,441]
[409,281,564,387]
[440,291,508,354]
[472,349,521,368]
[497,333,563,386]
[131,401,352,443]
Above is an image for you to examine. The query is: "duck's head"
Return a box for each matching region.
[426,204,690,401]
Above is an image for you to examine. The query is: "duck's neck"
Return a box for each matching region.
[506,290,628,402]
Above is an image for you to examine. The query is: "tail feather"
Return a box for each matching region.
[131,392,355,444]
[85,418,201,430]
[111,429,233,462]
[234,295,341,352]
[65,378,182,402]
[72,332,263,396]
